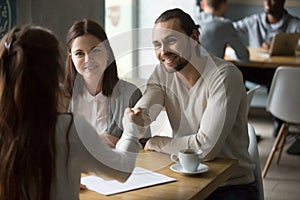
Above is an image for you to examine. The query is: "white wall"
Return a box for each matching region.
[16,0,104,43]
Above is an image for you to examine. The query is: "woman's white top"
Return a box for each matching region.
[53,114,140,199]
[71,87,109,135]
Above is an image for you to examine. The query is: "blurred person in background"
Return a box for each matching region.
[194,0,249,62]
[234,0,300,137]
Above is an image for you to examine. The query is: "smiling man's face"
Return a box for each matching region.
[152,18,192,72]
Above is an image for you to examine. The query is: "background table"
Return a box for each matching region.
[226,47,300,69]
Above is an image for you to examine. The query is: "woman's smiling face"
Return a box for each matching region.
[70,34,108,80]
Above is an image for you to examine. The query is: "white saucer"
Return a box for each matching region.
[170,163,209,175]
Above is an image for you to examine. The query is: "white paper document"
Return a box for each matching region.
[81,167,176,195]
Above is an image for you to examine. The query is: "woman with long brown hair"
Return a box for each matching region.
[0,25,141,200]
[64,19,147,146]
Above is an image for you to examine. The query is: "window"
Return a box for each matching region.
[105,0,137,79]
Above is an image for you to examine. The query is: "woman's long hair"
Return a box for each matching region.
[0,25,64,200]
[64,18,119,98]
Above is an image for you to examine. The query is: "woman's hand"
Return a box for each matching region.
[100,133,119,148]
[80,183,87,190]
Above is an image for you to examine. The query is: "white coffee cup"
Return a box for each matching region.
[170,149,203,172]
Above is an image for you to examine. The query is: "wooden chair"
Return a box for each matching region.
[262,66,300,178]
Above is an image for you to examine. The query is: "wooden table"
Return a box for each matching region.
[226,47,300,69]
[80,151,238,200]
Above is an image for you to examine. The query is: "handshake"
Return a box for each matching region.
[122,107,151,139]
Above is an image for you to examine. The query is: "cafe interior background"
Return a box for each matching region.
[2,0,299,80]
[1,0,300,199]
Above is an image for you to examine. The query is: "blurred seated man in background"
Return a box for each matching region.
[233,0,300,137]
[194,0,249,62]
[234,0,300,50]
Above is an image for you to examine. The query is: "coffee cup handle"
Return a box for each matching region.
[170,154,179,163]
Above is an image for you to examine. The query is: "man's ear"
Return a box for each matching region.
[191,29,200,42]
[200,0,205,10]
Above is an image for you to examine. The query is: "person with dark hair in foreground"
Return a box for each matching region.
[0,25,141,200]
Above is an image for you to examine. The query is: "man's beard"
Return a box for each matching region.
[174,57,188,71]
[162,54,189,73]
[173,42,192,71]
[162,39,194,73]
[265,9,275,15]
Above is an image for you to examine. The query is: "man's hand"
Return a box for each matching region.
[262,42,271,50]
[143,136,172,152]
[143,138,153,151]
[128,107,151,127]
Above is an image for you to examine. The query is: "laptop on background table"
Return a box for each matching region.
[269,33,300,56]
